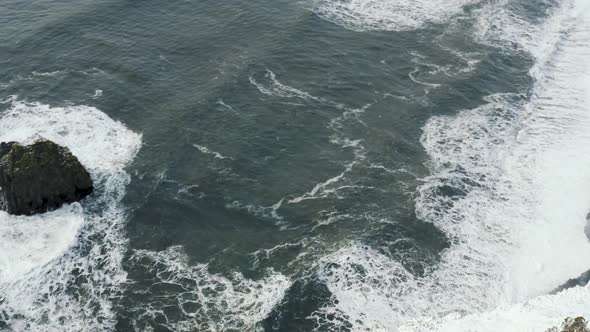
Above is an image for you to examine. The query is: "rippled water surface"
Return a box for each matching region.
[1,0,590,331]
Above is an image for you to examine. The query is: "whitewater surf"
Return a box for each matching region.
[1,0,589,331]
[313,0,590,331]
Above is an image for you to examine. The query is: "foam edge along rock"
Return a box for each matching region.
[0,99,142,331]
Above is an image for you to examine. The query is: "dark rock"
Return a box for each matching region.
[552,269,590,294]
[0,140,93,215]
[0,142,16,159]
[546,317,589,332]
[585,212,590,241]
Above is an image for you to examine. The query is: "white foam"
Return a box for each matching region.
[193,143,232,160]
[313,0,590,330]
[0,204,83,282]
[415,285,590,332]
[0,69,108,89]
[0,100,141,171]
[313,0,481,31]
[248,69,373,208]
[129,246,291,331]
[226,199,286,226]
[92,89,103,99]
[216,99,239,114]
[288,168,350,203]
[0,99,142,331]
[31,70,66,77]
[249,69,334,104]
[473,0,576,62]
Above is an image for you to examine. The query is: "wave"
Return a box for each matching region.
[311,0,590,330]
[192,143,232,160]
[0,99,142,331]
[249,69,344,108]
[0,68,107,89]
[313,0,481,32]
[127,246,291,332]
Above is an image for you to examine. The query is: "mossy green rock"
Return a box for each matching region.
[547,317,590,332]
[0,140,93,215]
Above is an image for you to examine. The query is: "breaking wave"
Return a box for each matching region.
[312,0,590,330]
[0,99,142,331]
[313,0,481,31]
[127,246,291,332]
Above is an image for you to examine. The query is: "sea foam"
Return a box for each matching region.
[313,0,481,31]
[0,99,142,331]
[312,0,590,330]
[128,246,291,332]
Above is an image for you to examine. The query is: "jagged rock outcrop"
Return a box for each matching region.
[0,140,93,215]
[547,317,589,332]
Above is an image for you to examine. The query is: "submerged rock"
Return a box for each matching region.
[0,140,93,215]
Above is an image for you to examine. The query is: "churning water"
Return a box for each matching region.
[1,0,589,331]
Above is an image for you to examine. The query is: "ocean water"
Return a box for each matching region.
[0,0,589,331]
